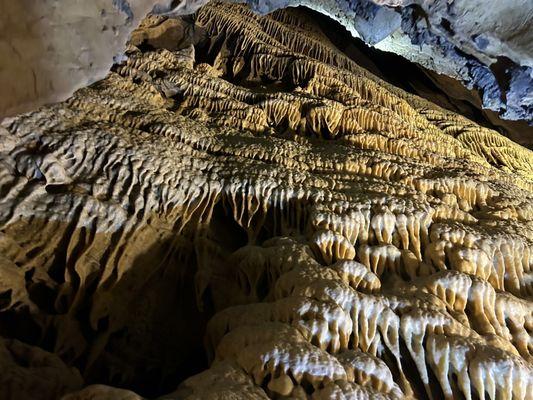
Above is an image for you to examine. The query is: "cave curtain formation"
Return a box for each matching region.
[0,3,532,400]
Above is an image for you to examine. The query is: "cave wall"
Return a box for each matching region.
[245,0,533,124]
[0,0,169,118]
[0,3,532,399]
[1,0,532,130]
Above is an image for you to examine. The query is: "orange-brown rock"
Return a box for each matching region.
[0,3,532,399]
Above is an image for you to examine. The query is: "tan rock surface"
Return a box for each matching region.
[0,3,532,399]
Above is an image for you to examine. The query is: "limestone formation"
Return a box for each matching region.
[0,3,532,400]
[0,0,208,119]
[245,0,533,125]
[1,0,532,133]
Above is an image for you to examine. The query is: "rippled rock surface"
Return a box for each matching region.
[0,3,532,399]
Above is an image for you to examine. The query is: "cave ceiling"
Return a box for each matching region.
[0,2,533,400]
[1,0,532,142]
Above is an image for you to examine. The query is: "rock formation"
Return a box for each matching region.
[245,0,533,125]
[0,0,220,120]
[0,3,532,399]
[1,0,532,133]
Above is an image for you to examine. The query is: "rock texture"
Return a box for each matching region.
[0,0,172,118]
[0,3,532,399]
[0,0,226,120]
[1,0,532,132]
[243,0,533,124]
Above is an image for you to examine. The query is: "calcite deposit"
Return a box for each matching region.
[0,3,532,400]
[245,0,533,125]
[2,0,532,134]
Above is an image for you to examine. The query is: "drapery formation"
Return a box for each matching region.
[0,3,532,399]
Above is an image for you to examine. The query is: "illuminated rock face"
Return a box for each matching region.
[244,0,533,124]
[0,3,532,400]
[1,0,532,130]
[0,0,170,118]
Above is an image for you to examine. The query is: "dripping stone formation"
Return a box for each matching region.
[1,3,533,400]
